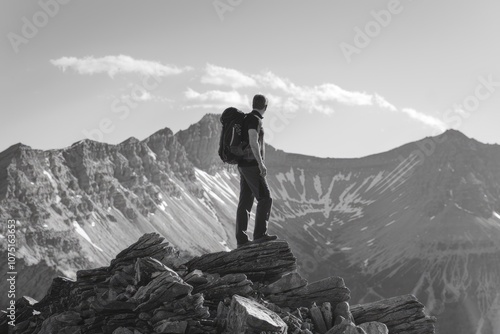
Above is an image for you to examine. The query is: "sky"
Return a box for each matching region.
[1,0,500,158]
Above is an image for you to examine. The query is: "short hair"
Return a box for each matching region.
[252,94,268,110]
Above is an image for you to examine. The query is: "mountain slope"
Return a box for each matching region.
[1,116,500,333]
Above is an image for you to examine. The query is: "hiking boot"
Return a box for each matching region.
[253,234,278,244]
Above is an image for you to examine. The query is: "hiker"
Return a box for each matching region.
[236,94,277,248]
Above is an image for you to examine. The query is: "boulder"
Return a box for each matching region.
[192,273,253,307]
[261,272,308,295]
[154,320,187,333]
[310,303,328,333]
[38,311,82,334]
[185,241,296,283]
[351,295,436,334]
[226,295,287,334]
[267,276,350,309]
[325,316,366,334]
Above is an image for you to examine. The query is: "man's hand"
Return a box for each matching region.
[259,163,267,177]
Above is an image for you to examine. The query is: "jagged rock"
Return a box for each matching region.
[132,270,192,312]
[149,293,209,324]
[310,303,328,333]
[35,276,77,314]
[112,327,135,334]
[135,257,176,286]
[325,316,366,334]
[111,233,176,271]
[334,301,354,325]
[192,273,253,307]
[193,274,254,307]
[280,312,304,333]
[267,276,350,309]
[358,321,389,334]
[216,301,230,332]
[4,234,436,334]
[321,302,333,329]
[185,241,296,283]
[260,272,308,295]
[351,295,436,334]
[38,311,82,334]
[226,295,288,334]
[183,269,208,286]
[154,320,187,333]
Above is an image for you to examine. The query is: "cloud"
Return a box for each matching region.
[201,64,257,88]
[50,55,192,78]
[251,71,372,114]
[119,91,173,103]
[196,64,448,131]
[185,88,249,107]
[401,108,447,131]
[373,93,397,111]
[252,70,448,131]
[254,71,293,92]
[199,65,377,114]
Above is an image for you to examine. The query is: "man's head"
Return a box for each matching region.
[252,94,268,115]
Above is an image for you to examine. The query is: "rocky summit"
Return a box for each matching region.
[0,233,435,334]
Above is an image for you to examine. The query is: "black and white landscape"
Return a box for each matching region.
[1,115,500,333]
[3,1,500,334]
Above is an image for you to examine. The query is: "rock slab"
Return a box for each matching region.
[351,295,436,334]
[226,295,288,334]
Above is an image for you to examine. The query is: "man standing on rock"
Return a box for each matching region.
[236,94,277,248]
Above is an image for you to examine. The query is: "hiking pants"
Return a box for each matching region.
[236,165,273,244]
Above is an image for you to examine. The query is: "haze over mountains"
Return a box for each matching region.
[1,114,500,333]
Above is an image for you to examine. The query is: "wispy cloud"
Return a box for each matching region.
[119,91,173,103]
[373,93,397,111]
[402,108,447,131]
[201,64,257,88]
[184,88,249,108]
[50,55,193,78]
[197,64,447,130]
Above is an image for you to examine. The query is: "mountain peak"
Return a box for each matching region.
[70,138,102,148]
[147,126,174,139]
[119,136,140,145]
[440,128,469,139]
[0,142,31,154]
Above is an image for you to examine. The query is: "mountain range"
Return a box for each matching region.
[1,114,500,333]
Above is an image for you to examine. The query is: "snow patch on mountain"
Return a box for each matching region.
[147,147,157,160]
[72,221,103,252]
[195,168,238,202]
[454,203,475,215]
[313,175,323,197]
[43,170,53,180]
[158,201,168,211]
[385,220,396,226]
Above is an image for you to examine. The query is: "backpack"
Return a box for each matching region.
[218,107,249,164]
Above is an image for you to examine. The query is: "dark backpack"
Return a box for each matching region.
[218,107,249,164]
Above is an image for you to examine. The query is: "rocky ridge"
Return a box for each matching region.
[0,233,435,334]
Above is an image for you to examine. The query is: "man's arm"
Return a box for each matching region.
[248,129,266,177]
